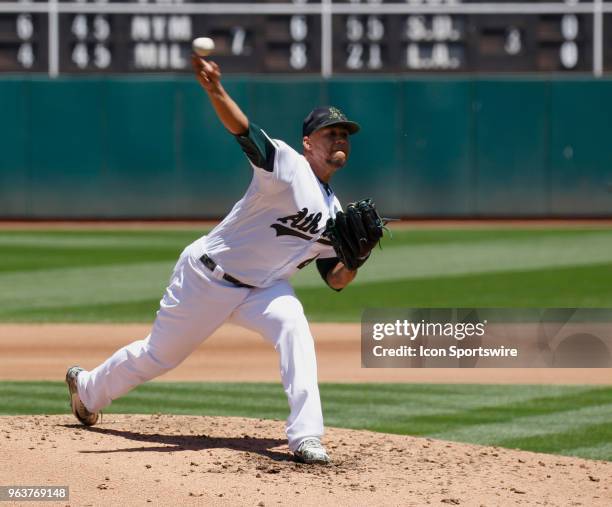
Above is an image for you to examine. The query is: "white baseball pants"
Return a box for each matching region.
[76,241,323,451]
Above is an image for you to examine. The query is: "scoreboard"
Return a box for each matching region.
[0,0,611,76]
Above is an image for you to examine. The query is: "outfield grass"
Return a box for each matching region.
[1,382,611,461]
[3,228,611,463]
[2,227,612,322]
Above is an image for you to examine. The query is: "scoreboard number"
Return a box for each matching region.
[0,0,606,76]
[505,27,522,56]
[16,13,35,68]
[290,15,309,69]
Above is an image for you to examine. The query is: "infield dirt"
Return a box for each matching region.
[1,323,611,384]
[1,414,610,506]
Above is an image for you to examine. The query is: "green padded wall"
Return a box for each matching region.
[549,80,612,215]
[248,79,324,152]
[401,79,474,216]
[0,79,29,216]
[327,78,405,215]
[28,78,106,217]
[474,79,551,216]
[1,76,611,218]
[174,79,252,217]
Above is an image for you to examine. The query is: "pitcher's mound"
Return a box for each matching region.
[1,414,609,506]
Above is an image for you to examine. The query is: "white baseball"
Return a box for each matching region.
[192,37,215,57]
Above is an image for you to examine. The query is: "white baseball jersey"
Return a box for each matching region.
[203,125,341,288]
[75,122,346,453]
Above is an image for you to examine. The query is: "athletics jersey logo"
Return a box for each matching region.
[270,208,332,245]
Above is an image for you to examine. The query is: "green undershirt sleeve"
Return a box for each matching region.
[234,123,276,172]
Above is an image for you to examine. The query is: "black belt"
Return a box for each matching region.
[200,254,255,289]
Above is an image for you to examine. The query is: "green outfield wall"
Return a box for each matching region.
[1,76,610,218]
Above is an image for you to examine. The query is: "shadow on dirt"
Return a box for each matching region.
[60,424,291,462]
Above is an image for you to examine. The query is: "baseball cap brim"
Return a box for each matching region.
[311,119,361,135]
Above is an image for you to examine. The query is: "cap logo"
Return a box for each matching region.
[328,107,345,121]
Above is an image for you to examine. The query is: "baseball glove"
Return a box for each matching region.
[325,198,387,271]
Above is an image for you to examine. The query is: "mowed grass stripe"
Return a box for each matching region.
[1,382,610,460]
[429,403,612,442]
[2,263,612,322]
[322,388,612,436]
[318,384,592,410]
[561,442,612,461]
[0,230,203,273]
[0,299,161,323]
[415,385,612,423]
[0,231,204,249]
[0,262,173,312]
[0,227,603,249]
[2,228,610,280]
[1,382,590,414]
[0,245,182,273]
[299,262,612,321]
[291,230,612,287]
[2,262,611,322]
[2,228,612,321]
[497,422,612,459]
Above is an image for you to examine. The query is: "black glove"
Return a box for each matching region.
[325,198,386,271]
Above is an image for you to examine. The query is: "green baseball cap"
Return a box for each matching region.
[302,106,361,137]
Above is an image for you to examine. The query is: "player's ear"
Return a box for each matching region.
[302,136,311,152]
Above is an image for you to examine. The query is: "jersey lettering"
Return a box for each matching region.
[296,212,322,233]
[278,208,310,228]
[271,208,331,245]
[277,208,323,235]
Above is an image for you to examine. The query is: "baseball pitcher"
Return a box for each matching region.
[66,54,385,464]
